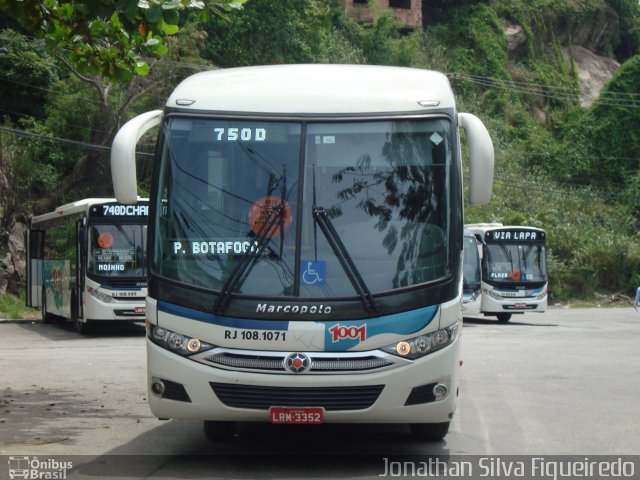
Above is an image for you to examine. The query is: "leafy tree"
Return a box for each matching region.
[0,0,246,82]
[203,0,313,66]
[0,1,246,215]
[0,30,62,121]
[588,54,640,184]
[202,0,362,66]
[604,0,640,60]
[550,55,640,188]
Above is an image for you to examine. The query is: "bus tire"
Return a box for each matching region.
[203,420,235,442]
[409,421,450,441]
[497,313,512,322]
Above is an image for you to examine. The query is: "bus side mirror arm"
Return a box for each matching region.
[111,110,163,204]
[458,112,494,205]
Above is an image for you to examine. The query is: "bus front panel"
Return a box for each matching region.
[146,115,463,425]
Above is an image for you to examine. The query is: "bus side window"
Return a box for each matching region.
[29,230,45,259]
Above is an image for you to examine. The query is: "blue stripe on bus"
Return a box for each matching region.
[157,301,438,344]
[157,301,290,331]
[495,286,546,297]
[100,286,144,291]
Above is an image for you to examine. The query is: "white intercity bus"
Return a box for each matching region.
[110,64,494,440]
[465,223,547,322]
[461,228,482,317]
[25,198,148,333]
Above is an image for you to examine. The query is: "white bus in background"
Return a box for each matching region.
[465,223,547,322]
[462,228,482,316]
[25,198,149,333]
[110,64,494,441]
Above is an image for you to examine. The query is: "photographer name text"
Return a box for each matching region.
[380,457,635,479]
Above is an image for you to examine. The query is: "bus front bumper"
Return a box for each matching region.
[145,337,461,424]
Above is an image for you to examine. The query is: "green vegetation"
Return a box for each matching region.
[1,0,639,302]
[415,0,640,301]
[0,0,247,81]
[0,292,38,320]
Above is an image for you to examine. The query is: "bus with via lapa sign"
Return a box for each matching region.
[25,198,148,333]
[465,223,547,322]
[110,64,494,441]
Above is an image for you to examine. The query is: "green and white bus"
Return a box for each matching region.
[25,198,148,333]
[110,64,494,440]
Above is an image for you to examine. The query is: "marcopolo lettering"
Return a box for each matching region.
[256,303,332,315]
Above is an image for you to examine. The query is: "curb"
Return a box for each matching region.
[0,317,42,324]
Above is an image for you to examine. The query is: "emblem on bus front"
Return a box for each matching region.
[284,353,310,374]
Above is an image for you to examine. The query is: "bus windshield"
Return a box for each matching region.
[483,243,546,283]
[88,224,147,277]
[153,117,452,299]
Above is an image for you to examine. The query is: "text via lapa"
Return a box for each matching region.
[490,230,539,241]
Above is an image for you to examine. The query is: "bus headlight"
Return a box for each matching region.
[146,322,215,356]
[87,286,113,303]
[482,287,503,301]
[381,322,459,360]
[167,332,185,350]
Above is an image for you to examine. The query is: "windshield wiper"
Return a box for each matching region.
[501,244,514,268]
[311,166,380,315]
[312,207,380,315]
[213,163,288,315]
[213,201,285,316]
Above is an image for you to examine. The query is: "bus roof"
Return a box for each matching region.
[166,64,456,115]
[465,223,545,233]
[465,223,503,230]
[31,197,148,225]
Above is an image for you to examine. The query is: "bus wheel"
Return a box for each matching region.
[203,421,236,442]
[497,313,512,323]
[409,421,450,441]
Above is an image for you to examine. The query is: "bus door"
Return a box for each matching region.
[25,229,45,308]
[74,219,86,320]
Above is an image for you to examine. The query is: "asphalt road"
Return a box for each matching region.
[0,307,639,478]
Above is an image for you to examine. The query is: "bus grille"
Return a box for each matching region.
[210,383,384,411]
[201,352,393,373]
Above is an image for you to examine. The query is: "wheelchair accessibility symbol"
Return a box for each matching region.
[301,260,326,286]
